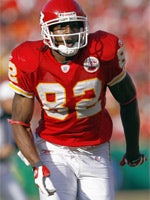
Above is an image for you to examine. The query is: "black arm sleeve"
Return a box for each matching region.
[109,73,140,160]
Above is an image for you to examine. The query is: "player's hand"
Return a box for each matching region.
[33,165,56,196]
[120,153,147,167]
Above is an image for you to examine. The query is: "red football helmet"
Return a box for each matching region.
[40,0,88,56]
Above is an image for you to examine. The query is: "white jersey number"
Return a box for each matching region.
[37,78,102,120]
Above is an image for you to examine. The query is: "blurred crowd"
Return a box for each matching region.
[0,0,149,141]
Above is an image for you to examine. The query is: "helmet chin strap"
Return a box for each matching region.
[58,43,79,57]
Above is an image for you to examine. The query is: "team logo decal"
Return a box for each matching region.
[40,12,44,24]
[61,64,70,73]
[83,56,100,73]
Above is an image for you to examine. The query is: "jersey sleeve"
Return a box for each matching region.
[107,39,126,87]
[95,31,126,87]
[8,42,39,98]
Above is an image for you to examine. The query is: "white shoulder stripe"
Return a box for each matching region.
[9,82,34,98]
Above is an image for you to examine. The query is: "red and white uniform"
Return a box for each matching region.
[8,30,126,147]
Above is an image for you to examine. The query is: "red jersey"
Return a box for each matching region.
[8,30,126,147]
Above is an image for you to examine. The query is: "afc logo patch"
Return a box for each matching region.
[83,56,100,73]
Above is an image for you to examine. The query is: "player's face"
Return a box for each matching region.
[50,21,83,47]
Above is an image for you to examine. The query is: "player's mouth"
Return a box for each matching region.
[55,37,77,48]
[65,40,75,47]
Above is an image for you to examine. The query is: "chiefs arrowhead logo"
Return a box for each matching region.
[83,56,100,73]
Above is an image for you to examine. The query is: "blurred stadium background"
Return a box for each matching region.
[0,0,149,199]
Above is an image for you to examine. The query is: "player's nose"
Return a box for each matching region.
[64,25,74,34]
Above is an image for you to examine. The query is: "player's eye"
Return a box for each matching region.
[49,22,83,32]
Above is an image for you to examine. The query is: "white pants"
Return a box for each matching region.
[36,137,114,200]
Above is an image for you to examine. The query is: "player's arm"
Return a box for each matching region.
[10,93,56,195]
[109,73,147,166]
[11,93,40,166]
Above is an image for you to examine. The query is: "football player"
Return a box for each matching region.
[8,0,147,199]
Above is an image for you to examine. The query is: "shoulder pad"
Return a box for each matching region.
[89,31,119,61]
[10,40,44,73]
